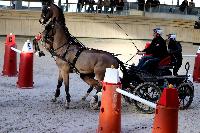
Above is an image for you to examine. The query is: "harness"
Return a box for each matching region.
[43,21,87,74]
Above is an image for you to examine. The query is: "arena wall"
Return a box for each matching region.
[0,9,199,43]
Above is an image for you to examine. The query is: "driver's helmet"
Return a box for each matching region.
[167,34,176,40]
[153,28,163,36]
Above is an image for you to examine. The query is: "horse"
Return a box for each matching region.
[36,10,127,108]
[38,1,98,102]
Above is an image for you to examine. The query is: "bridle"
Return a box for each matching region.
[40,4,52,25]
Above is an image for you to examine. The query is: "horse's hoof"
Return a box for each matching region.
[90,97,99,110]
[65,102,70,109]
[51,97,57,102]
[81,96,86,101]
[81,93,89,101]
[90,92,102,110]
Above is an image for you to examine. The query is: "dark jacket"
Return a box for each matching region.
[168,40,182,57]
[179,0,188,12]
[143,36,168,59]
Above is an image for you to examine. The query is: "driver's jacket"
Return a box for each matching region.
[143,36,168,59]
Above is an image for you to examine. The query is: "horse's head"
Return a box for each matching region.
[39,4,53,25]
[39,2,61,25]
[41,15,70,54]
[41,20,56,51]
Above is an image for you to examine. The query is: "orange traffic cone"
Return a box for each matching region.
[2,33,17,76]
[17,40,34,89]
[97,67,121,133]
[193,46,200,83]
[152,84,179,133]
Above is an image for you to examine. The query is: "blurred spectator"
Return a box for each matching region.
[194,17,200,29]
[116,0,124,14]
[97,0,103,13]
[188,0,195,14]
[169,7,175,13]
[110,0,116,14]
[77,0,84,12]
[145,0,160,11]
[11,1,15,9]
[103,0,110,13]
[138,0,145,11]
[179,0,188,13]
[58,0,61,7]
[87,0,95,13]
[189,0,195,7]
[146,0,160,7]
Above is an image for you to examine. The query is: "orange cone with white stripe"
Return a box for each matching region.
[97,67,121,133]
[17,40,34,89]
[152,84,179,133]
[193,46,200,83]
[2,33,17,76]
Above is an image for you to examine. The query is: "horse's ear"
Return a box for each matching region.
[40,0,53,6]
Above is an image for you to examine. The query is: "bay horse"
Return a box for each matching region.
[36,4,127,108]
[38,0,96,101]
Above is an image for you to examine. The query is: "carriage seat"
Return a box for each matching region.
[157,56,173,69]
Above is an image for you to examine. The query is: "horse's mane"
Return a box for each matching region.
[40,2,85,49]
[50,3,86,48]
[50,3,68,33]
[52,3,66,25]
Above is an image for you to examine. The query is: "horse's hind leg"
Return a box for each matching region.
[52,70,63,102]
[80,73,99,100]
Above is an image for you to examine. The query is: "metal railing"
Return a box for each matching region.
[0,1,200,17]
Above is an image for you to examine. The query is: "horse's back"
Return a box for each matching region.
[76,49,119,73]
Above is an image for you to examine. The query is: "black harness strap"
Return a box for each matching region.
[49,50,80,73]
[49,45,86,74]
[61,44,71,59]
[72,47,86,67]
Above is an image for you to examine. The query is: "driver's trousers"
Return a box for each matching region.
[137,56,160,72]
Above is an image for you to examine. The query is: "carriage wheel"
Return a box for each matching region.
[134,82,161,114]
[122,84,136,104]
[186,80,194,91]
[177,82,194,110]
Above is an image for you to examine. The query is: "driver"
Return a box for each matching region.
[137,28,168,72]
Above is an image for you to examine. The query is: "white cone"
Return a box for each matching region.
[104,67,120,84]
[22,40,33,53]
[197,46,200,54]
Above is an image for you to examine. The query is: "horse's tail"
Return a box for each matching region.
[115,57,129,89]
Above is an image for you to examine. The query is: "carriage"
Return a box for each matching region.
[121,57,194,113]
[34,1,194,113]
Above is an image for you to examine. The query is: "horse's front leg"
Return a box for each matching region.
[52,70,63,102]
[62,72,70,109]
